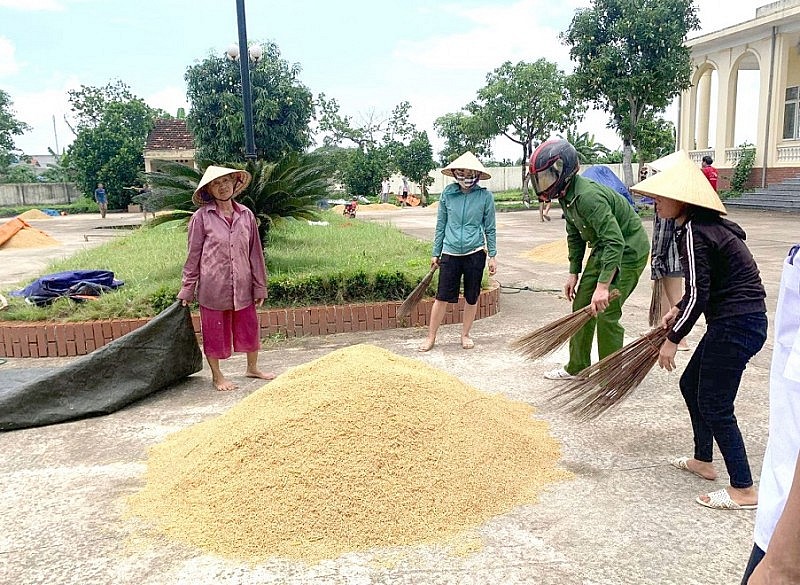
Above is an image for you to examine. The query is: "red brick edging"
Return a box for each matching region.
[0,286,499,358]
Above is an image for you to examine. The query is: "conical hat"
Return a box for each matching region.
[192,166,252,206]
[442,151,491,180]
[631,150,726,214]
[646,150,685,173]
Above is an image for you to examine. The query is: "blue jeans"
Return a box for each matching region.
[679,313,767,489]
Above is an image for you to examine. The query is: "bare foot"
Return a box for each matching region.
[212,376,237,391]
[418,338,436,352]
[246,369,277,381]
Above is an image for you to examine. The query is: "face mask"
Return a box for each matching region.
[453,169,479,190]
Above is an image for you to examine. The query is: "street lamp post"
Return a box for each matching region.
[234,0,257,161]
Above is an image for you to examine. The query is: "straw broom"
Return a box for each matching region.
[511,289,621,360]
[397,266,438,318]
[648,278,663,327]
[549,327,670,420]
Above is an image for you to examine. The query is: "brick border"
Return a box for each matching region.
[0,285,499,358]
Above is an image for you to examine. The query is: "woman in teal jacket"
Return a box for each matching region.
[418,152,497,352]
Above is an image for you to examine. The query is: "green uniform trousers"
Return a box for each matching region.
[565,251,648,375]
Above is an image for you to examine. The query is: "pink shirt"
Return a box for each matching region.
[177,201,268,311]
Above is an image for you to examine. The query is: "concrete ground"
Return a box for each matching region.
[0,206,797,585]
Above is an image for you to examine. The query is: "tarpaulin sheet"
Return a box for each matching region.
[10,270,124,306]
[0,302,203,431]
[582,165,636,207]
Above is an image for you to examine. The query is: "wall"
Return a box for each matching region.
[0,183,80,207]
[397,163,632,195]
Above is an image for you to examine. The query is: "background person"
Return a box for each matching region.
[633,151,766,511]
[701,155,718,192]
[418,152,497,352]
[530,138,649,380]
[177,166,275,391]
[94,183,108,219]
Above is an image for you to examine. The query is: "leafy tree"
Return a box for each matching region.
[433,111,493,165]
[341,147,390,197]
[66,97,156,208]
[633,112,676,163]
[562,0,699,185]
[563,127,611,164]
[317,96,421,197]
[186,42,313,163]
[2,164,39,183]
[729,142,756,194]
[394,131,436,204]
[468,59,582,199]
[0,89,31,172]
[65,80,135,134]
[596,149,624,164]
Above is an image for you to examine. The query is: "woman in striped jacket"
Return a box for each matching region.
[632,152,767,512]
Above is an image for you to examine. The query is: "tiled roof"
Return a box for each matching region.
[145,118,195,151]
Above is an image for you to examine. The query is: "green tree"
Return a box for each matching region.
[186,42,313,163]
[317,96,419,196]
[562,0,699,185]
[65,80,135,134]
[563,128,611,164]
[394,131,436,204]
[66,98,156,209]
[2,164,39,183]
[433,111,493,166]
[633,112,676,163]
[468,59,582,199]
[0,89,31,173]
[341,147,390,197]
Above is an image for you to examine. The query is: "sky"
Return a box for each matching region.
[0,0,770,161]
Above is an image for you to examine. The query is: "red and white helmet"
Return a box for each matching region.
[529,139,579,200]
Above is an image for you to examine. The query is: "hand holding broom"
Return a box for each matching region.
[397,263,439,318]
[511,289,621,360]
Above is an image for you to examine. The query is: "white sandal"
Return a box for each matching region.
[696,489,757,510]
[544,368,575,380]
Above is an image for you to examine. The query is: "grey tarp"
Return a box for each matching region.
[0,302,203,431]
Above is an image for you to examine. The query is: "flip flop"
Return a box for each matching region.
[461,337,475,350]
[696,489,757,510]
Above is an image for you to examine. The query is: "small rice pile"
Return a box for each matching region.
[128,344,569,562]
[0,227,60,249]
[522,239,590,265]
[17,209,52,220]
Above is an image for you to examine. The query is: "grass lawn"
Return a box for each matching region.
[0,212,434,322]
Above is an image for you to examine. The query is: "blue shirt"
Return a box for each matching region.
[94,188,107,204]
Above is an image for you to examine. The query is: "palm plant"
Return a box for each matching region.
[563,128,610,164]
[238,152,327,241]
[143,153,328,242]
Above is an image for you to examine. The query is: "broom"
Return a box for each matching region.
[648,278,663,327]
[511,289,621,360]
[549,326,670,420]
[397,266,438,318]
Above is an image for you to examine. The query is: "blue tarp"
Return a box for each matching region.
[582,166,636,207]
[10,270,124,306]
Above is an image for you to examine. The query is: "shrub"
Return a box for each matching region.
[729,142,756,195]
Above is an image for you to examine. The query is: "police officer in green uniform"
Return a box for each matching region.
[529,139,650,380]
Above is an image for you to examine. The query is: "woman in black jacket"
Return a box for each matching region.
[632,152,767,511]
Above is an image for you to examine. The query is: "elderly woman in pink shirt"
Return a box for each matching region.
[177,166,275,391]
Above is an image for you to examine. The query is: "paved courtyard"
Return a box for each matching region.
[0,206,797,585]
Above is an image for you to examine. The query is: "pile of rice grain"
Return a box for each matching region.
[17,209,52,220]
[128,344,569,562]
[0,227,60,249]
